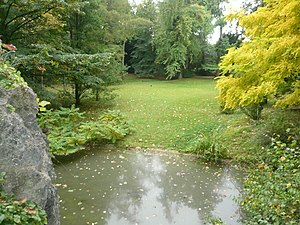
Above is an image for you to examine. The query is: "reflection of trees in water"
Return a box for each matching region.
[55,150,242,225]
[105,152,166,224]
[56,150,147,225]
[155,155,224,223]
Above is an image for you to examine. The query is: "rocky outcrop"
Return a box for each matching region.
[0,86,60,225]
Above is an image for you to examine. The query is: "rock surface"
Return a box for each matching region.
[0,86,60,225]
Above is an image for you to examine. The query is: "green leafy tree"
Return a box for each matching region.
[17,46,123,107]
[155,0,211,79]
[129,0,164,76]
[217,0,300,119]
[0,0,73,43]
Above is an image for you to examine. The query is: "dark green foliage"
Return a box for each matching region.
[215,36,230,63]
[79,110,132,143]
[130,34,164,77]
[0,0,67,42]
[38,107,132,156]
[129,0,165,77]
[17,45,124,107]
[241,132,300,224]
[155,0,212,79]
[0,173,47,225]
[190,42,218,76]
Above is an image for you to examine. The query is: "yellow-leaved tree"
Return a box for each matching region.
[216,0,300,119]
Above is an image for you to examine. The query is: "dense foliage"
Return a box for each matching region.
[0,40,27,89]
[128,0,229,78]
[155,0,211,79]
[241,132,300,224]
[38,107,132,156]
[217,0,300,118]
[0,63,27,90]
[18,47,124,107]
[0,173,47,225]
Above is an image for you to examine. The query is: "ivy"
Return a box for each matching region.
[241,131,300,224]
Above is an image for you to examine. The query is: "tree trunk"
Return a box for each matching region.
[178,71,183,79]
[95,89,99,101]
[219,25,223,39]
[74,82,81,107]
[122,40,126,66]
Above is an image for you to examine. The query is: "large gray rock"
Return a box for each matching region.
[0,86,60,225]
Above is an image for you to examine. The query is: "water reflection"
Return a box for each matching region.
[55,149,243,225]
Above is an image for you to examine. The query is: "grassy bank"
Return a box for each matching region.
[82,75,299,164]
[83,76,253,162]
[113,77,230,147]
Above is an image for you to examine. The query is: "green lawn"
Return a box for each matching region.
[110,76,247,153]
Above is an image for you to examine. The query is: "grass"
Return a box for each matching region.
[108,76,246,155]
[113,77,221,149]
[81,75,300,164]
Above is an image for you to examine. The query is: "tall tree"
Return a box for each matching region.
[217,0,300,117]
[129,0,164,76]
[154,0,211,79]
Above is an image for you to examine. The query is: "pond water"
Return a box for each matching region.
[55,148,244,225]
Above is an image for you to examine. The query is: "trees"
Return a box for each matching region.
[2,0,131,107]
[154,0,211,79]
[217,0,300,118]
[129,0,164,76]
[17,46,123,107]
[0,0,70,43]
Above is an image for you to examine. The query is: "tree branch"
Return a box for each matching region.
[9,7,55,40]
[5,8,43,28]
[3,0,17,24]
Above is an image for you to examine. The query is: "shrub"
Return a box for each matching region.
[38,106,86,156]
[241,132,300,224]
[38,107,132,156]
[185,134,228,162]
[0,173,47,225]
[0,63,27,90]
[79,110,132,143]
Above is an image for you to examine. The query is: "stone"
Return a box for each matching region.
[0,86,60,225]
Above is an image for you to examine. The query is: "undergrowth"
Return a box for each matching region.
[0,173,47,225]
[38,107,132,156]
[241,131,300,224]
[183,130,228,162]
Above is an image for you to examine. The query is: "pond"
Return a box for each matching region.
[55,148,244,225]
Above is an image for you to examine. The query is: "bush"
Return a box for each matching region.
[185,134,228,162]
[79,110,131,143]
[0,173,47,225]
[38,107,132,156]
[241,132,300,224]
[0,63,27,90]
